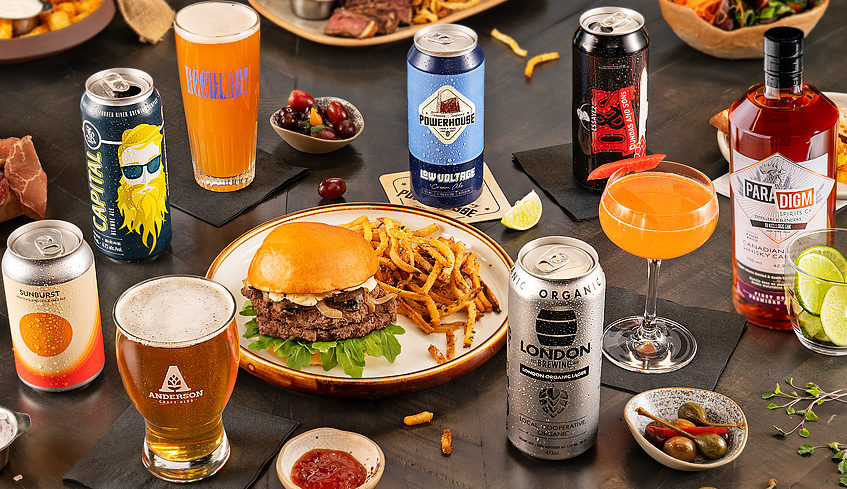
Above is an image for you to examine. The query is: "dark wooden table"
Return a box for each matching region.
[2,0,847,487]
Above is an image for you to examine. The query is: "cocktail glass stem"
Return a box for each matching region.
[631,259,670,358]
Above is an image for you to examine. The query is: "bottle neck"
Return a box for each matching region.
[763,82,803,99]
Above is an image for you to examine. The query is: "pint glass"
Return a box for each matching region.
[174,1,260,192]
[114,275,239,482]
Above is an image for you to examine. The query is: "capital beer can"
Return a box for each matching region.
[2,220,105,391]
[81,68,171,261]
[507,237,605,459]
[408,24,484,208]
[573,7,649,190]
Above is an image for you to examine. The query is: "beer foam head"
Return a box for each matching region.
[115,276,235,347]
[174,1,259,44]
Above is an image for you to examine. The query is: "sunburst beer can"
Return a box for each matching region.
[81,68,171,261]
[2,220,105,391]
[507,237,605,459]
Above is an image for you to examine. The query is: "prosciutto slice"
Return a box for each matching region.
[0,136,47,221]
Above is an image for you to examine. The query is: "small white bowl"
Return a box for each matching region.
[276,427,384,489]
[624,387,748,471]
[270,96,364,154]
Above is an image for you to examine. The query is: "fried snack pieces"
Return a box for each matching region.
[1,0,103,39]
[412,0,482,24]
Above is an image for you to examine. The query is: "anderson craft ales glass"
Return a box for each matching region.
[174,1,261,192]
[507,237,605,459]
[114,276,238,482]
[729,27,838,330]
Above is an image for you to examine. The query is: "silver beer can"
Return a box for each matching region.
[506,236,605,459]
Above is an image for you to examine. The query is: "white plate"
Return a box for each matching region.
[716,91,847,199]
[206,203,511,398]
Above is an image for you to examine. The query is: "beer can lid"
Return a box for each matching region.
[414,24,478,57]
[520,240,596,281]
[9,225,81,260]
[85,68,153,105]
[580,7,644,36]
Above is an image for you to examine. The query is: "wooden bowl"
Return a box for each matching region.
[270,96,364,154]
[276,428,384,489]
[659,0,828,59]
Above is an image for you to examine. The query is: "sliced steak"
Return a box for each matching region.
[324,8,379,39]
[347,6,398,34]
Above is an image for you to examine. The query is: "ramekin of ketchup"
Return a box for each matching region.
[276,428,384,489]
[291,449,367,489]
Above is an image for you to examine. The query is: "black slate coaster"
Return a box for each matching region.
[512,143,601,221]
[63,403,298,489]
[601,286,748,394]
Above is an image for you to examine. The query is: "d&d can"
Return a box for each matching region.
[507,237,605,459]
[408,24,484,208]
[2,220,105,391]
[572,7,649,190]
[81,68,172,261]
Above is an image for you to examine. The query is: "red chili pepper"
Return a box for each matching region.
[586,154,666,181]
[647,426,728,437]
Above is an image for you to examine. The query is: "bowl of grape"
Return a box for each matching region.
[785,228,847,356]
[271,90,364,154]
[624,388,747,471]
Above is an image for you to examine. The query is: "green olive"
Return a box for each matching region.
[663,436,697,462]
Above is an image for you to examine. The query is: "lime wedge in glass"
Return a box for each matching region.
[797,310,825,340]
[794,253,844,316]
[799,245,847,277]
[819,285,847,346]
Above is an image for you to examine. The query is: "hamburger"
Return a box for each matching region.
[240,221,402,378]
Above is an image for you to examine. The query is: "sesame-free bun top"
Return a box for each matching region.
[247,222,379,294]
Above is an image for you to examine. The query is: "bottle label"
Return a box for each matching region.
[730,151,834,302]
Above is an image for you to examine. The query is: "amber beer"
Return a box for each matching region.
[114,275,238,482]
[174,1,260,192]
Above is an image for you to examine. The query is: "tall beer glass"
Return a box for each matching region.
[114,275,239,482]
[174,1,260,192]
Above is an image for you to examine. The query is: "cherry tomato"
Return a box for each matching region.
[336,120,357,139]
[288,90,315,112]
[326,101,349,125]
[318,178,346,199]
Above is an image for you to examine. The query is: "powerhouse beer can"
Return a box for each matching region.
[408,24,484,208]
[572,7,649,190]
[2,220,105,391]
[507,237,605,459]
[81,68,172,261]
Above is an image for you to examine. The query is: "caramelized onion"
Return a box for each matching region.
[315,300,343,319]
[363,294,375,313]
[370,292,396,305]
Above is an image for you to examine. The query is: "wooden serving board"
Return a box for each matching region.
[249,0,510,46]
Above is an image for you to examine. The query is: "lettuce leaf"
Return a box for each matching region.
[240,300,404,378]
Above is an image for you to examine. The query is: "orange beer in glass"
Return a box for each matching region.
[174,1,260,192]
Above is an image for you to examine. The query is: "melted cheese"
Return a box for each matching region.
[261,276,378,306]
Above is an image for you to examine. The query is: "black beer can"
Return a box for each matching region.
[81,68,172,260]
[572,7,648,190]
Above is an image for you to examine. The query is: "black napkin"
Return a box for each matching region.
[63,403,298,489]
[600,286,747,394]
[512,143,601,221]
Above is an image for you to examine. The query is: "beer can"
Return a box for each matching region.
[81,68,172,261]
[2,220,105,391]
[572,7,649,190]
[408,24,484,208]
[506,237,605,459]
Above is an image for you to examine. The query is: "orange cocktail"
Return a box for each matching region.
[175,1,260,192]
[599,161,718,374]
[599,172,718,260]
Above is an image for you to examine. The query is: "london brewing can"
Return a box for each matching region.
[573,7,649,190]
[81,68,172,261]
[507,237,605,459]
[2,220,105,391]
[408,24,484,208]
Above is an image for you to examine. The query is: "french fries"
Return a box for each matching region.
[7,0,102,39]
[341,215,500,364]
[491,28,527,57]
[412,0,482,25]
[404,411,434,425]
[441,429,452,455]
[525,52,560,77]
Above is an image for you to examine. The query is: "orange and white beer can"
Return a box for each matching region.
[2,220,105,391]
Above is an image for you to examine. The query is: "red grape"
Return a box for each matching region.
[326,101,349,125]
[288,90,315,112]
[318,178,346,199]
[336,120,357,139]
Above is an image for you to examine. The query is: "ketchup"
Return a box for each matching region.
[291,449,367,489]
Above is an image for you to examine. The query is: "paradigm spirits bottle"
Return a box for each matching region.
[729,27,839,330]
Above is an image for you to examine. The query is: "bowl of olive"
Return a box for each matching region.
[624,387,748,471]
[271,91,364,154]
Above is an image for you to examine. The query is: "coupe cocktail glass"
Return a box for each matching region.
[598,161,718,373]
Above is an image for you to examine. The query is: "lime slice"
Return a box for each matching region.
[795,253,844,315]
[799,246,847,277]
[797,310,823,339]
[501,190,542,230]
[819,285,847,346]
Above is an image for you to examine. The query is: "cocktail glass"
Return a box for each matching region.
[598,161,719,373]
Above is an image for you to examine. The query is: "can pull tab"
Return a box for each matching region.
[426,32,455,46]
[34,230,65,257]
[533,246,571,274]
[101,72,130,94]
[599,12,629,32]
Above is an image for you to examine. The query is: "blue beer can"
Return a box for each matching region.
[408,24,484,208]
[81,68,172,261]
